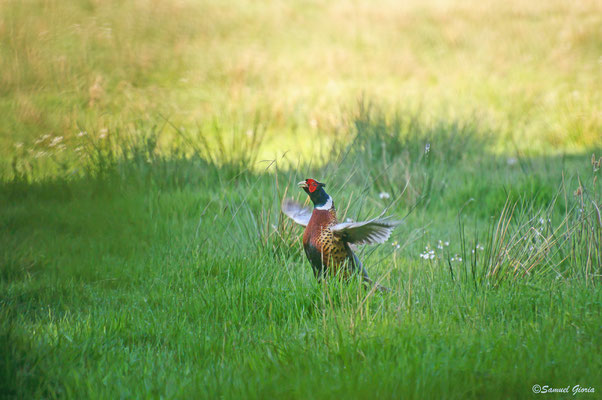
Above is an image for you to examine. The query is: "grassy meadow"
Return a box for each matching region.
[1,0,601,398]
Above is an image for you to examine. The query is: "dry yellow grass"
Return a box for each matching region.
[0,0,600,164]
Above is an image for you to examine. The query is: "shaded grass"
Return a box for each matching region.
[1,109,600,398]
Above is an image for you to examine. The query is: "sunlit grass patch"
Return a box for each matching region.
[1,0,600,165]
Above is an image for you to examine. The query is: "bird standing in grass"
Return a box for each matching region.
[282,178,401,291]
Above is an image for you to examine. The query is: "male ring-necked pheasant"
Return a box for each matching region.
[282,178,401,291]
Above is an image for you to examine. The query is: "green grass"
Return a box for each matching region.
[1,107,601,398]
[1,0,602,398]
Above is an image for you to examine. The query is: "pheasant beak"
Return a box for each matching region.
[297,180,308,189]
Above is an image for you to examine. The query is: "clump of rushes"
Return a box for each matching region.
[438,156,601,287]
[569,153,601,283]
[326,100,491,209]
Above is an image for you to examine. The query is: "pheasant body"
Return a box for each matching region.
[303,207,357,279]
[282,178,401,291]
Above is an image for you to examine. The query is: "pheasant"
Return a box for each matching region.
[282,178,401,291]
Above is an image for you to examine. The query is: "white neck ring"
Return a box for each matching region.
[315,196,333,210]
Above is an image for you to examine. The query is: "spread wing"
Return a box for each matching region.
[281,199,312,226]
[331,217,401,245]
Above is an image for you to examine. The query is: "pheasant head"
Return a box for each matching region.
[298,178,332,210]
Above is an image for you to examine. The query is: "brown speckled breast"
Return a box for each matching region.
[316,226,349,269]
[303,208,352,278]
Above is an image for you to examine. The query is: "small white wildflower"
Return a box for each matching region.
[471,249,475,254]
[99,133,107,139]
[538,217,545,225]
[379,192,390,200]
[444,241,449,246]
[78,131,88,137]
[419,247,435,260]
[424,143,431,153]
[507,157,518,166]
[477,244,484,251]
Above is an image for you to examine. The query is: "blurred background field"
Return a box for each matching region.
[1,0,601,168]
